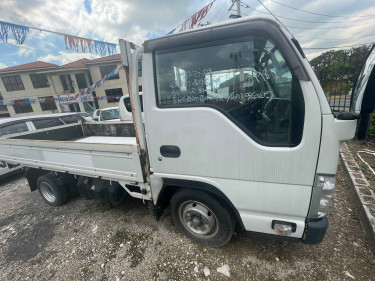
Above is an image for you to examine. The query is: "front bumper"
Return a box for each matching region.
[303,216,328,244]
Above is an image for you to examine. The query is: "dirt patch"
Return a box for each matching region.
[0,163,374,280]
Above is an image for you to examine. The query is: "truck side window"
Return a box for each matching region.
[60,115,80,124]
[32,118,64,130]
[0,122,29,136]
[155,36,304,146]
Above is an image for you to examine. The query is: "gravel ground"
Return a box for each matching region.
[0,161,375,281]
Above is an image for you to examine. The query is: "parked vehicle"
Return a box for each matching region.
[79,112,94,122]
[0,17,373,247]
[0,163,22,180]
[92,109,101,121]
[0,112,84,137]
[119,93,144,121]
[99,107,120,121]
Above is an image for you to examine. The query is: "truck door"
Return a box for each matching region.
[142,19,322,238]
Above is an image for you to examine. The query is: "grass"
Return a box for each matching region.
[81,267,89,274]
[318,271,329,280]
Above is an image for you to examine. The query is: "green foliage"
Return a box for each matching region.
[310,45,373,97]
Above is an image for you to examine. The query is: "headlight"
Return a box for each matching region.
[308,174,336,219]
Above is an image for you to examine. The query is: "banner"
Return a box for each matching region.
[0,20,117,56]
[168,1,216,35]
[0,21,29,45]
[64,35,117,56]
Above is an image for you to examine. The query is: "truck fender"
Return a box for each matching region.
[24,168,49,192]
[155,178,245,230]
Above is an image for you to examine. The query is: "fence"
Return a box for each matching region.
[310,44,374,113]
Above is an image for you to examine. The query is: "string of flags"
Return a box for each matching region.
[64,35,117,56]
[0,65,124,106]
[167,0,216,35]
[0,21,29,45]
[0,20,117,56]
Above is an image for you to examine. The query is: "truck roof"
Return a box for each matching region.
[144,16,283,53]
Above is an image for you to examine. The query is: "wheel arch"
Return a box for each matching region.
[156,178,245,230]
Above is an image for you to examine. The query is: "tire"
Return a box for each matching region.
[170,188,235,247]
[37,174,68,206]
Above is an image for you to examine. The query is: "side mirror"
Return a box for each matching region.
[336,112,360,120]
[351,46,375,115]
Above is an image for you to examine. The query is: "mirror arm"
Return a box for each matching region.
[336,112,361,120]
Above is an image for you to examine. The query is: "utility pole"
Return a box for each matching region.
[229,0,242,18]
[236,0,241,17]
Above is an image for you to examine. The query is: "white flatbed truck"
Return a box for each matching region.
[1,16,374,247]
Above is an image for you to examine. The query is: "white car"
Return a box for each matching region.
[79,112,94,122]
[0,113,84,137]
[119,93,144,121]
[0,163,22,180]
[92,109,101,121]
[99,107,120,121]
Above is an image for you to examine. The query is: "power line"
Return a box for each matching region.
[209,0,228,23]
[287,25,374,30]
[301,41,375,50]
[243,4,375,24]
[269,0,375,18]
[255,0,293,37]
[242,7,375,30]
[296,34,375,42]
[218,0,233,22]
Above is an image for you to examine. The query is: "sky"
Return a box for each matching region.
[1,0,375,69]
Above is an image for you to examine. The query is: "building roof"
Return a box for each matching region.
[85,54,121,65]
[0,61,58,73]
[1,53,122,75]
[61,58,91,69]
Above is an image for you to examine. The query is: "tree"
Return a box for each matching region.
[310,45,373,97]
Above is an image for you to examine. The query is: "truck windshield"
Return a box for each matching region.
[101,108,119,120]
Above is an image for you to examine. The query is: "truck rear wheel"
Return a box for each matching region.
[170,188,234,247]
[37,174,68,206]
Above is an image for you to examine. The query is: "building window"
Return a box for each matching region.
[100,64,119,80]
[1,75,25,92]
[30,74,49,88]
[75,73,89,89]
[39,96,57,111]
[0,92,6,111]
[13,99,33,114]
[59,75,74,92]
[105,88,123,103]
[138,61,142,77]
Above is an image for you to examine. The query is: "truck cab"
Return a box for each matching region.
[128,16,364,245]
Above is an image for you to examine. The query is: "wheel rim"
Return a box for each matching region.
[179,201,219,238]
[39,182,56,203]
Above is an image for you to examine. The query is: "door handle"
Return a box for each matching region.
[160,145,181,158]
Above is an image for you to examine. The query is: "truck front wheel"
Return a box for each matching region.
[37,174,68,206]
[170,188,234,247]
